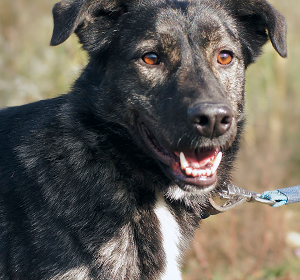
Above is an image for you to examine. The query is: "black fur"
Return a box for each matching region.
[0,0,286,279]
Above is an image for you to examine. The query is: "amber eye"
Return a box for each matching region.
[217,51,233,65]
[142,53,160,65]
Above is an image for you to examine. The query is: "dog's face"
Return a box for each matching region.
[102,3,245,192]
[51,0,286,195]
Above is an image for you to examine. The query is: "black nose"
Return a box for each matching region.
[188,103,233,138]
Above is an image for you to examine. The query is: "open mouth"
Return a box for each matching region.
[138,122,223,189]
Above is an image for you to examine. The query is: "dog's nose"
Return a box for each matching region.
[188,103,233,138]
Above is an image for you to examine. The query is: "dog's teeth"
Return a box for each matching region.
[192,169,198,177]
[211,152,222,174]
[180,152,189,170]
[181,151,222,178]
[185,167,192,176]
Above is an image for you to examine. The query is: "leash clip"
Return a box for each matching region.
[220,183,275,206]
[207,183,275,215]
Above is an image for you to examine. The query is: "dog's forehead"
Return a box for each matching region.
[152,2,238,45]
[119,1,241,61]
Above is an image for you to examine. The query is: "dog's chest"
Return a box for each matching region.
[154,196,182,280]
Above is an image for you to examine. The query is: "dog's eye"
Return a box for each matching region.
[217,51,233,65]
[142,53,160,65]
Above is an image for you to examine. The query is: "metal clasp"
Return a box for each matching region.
[207,183,275,215]
[220,183,275,206]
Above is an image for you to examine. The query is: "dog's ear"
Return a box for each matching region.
[227,0,287,62]
[50,0,84,46]
[50,0,134,47]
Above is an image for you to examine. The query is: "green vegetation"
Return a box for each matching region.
[1,0,300,279]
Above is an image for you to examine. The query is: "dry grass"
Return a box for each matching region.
[1,0,300,279]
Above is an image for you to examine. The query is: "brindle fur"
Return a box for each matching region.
[0,0,286,279]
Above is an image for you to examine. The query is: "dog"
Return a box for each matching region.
[0,0,287,279]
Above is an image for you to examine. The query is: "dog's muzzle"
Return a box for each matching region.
[137,102,235,190]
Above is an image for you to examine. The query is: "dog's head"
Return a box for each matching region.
[51,0,286,196]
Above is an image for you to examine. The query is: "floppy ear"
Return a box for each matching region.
[228,0,287,63]
[51,0,87,46]
[50,0,133,47]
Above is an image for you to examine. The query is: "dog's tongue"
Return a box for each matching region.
[182,149,216,168]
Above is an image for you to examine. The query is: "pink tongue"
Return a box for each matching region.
[184,149,216,168]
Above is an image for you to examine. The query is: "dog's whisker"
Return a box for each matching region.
[176,132,189,148]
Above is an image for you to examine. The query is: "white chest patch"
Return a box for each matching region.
[154,195,182,280]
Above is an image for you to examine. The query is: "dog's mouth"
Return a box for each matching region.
[138,122,223,189]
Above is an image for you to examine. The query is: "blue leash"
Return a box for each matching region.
[208,183,300,214]
[261,185,300,207]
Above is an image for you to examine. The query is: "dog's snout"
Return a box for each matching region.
[188,103,233,138]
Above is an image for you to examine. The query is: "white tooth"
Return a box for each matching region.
[206,170,212,177]
[180,152,189,170]
[198,169,205,176]
[192,169,198,177]
[185,167,192,176]
[211,152,222,174]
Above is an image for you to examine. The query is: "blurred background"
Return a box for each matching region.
[0,0,300,279]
